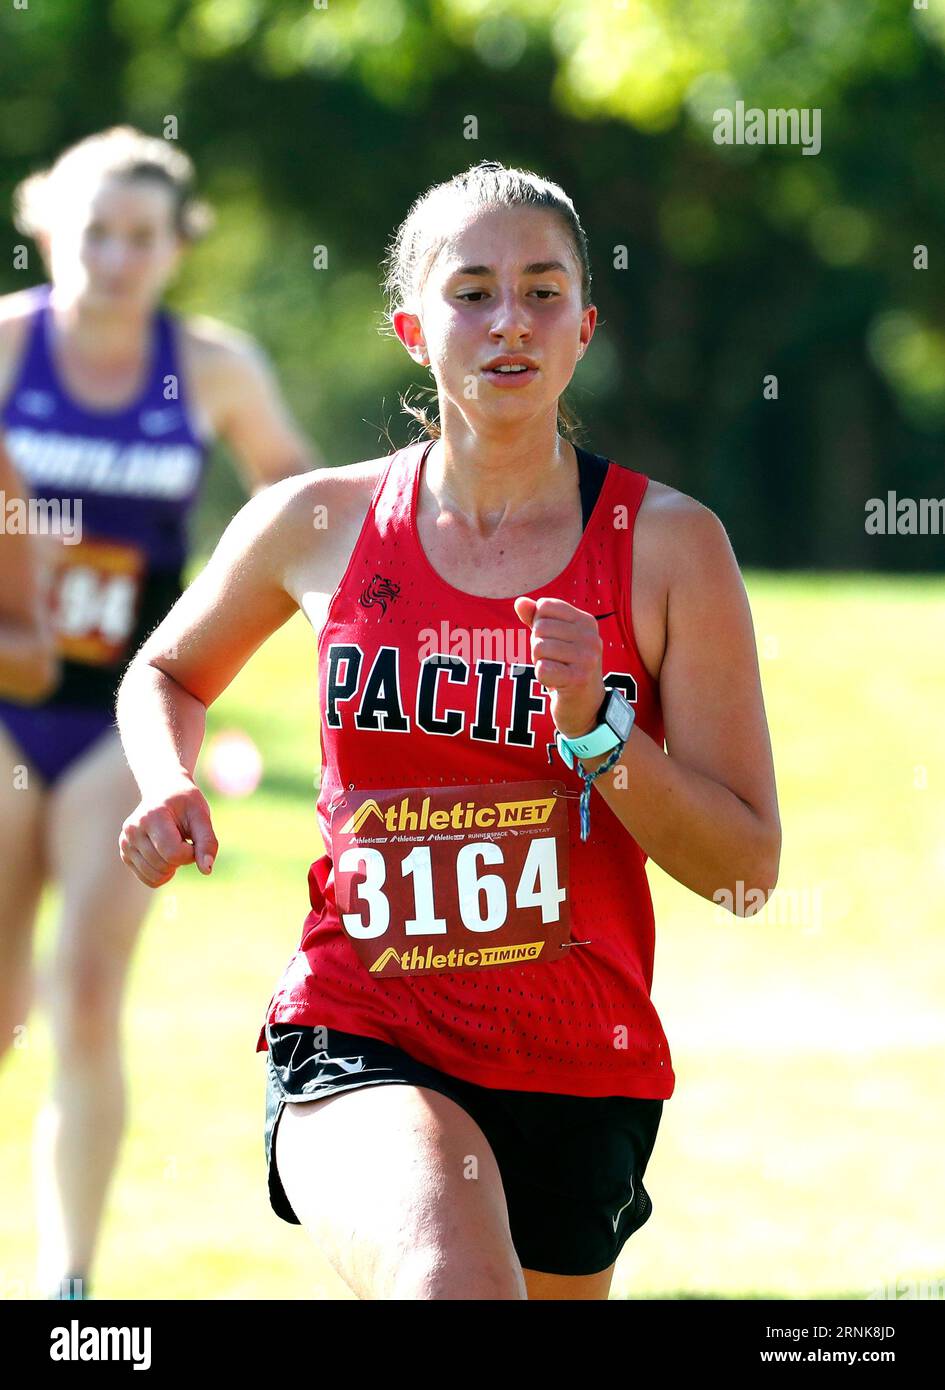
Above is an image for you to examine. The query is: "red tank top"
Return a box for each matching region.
[255,440,675,1099]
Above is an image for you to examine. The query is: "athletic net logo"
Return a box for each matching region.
[337,791,557,835]
[358,573,400,615]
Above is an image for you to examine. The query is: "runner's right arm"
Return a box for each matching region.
[116,472,318,886]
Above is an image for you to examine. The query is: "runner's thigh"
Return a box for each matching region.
[43,731,152,1026]
[275,1082,527,1300]
[0,719,46,889]
[44,728,149,912]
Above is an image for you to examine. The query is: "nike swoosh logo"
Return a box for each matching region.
[611,1174,635,1232]
[298,1066,368,1090]
[312,1051,366,1074]
[17,390,56,418]
[139,409,183,435]
[594,611,616,622]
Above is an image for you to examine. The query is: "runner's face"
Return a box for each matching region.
[410,205,595,433]
[49,177,184,309]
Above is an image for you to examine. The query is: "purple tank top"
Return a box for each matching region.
[1,282,209,570]
[0,283,212,708]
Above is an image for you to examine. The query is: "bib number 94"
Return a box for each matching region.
[46,537,146,665]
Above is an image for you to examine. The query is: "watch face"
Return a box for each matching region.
[606,689,635,740]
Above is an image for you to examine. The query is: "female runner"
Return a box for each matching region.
[117,161,780,1301]
[0,126,317,1300]
[0,434,57,701]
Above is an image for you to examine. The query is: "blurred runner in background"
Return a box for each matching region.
[0,126,319,1300]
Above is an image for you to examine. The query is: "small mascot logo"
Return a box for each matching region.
[359,573,401,616]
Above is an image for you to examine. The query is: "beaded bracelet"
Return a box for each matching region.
[573,738,627,840]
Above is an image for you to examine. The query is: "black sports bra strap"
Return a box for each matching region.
[575,445,610,531]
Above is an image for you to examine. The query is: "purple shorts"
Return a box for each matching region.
[0,700,117,788]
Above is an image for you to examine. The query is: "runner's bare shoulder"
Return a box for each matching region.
[275,455,391,602]
[0,289,39,396]
[133,457,392,707]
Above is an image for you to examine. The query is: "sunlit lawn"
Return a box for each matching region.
[1,574,942,1299]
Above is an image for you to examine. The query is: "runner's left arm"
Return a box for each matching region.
[210,335,323,493]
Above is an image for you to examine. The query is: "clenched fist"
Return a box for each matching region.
[514,595,607,739]
[119,775,219,888]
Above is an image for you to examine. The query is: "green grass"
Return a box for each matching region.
[1,573,943,1300]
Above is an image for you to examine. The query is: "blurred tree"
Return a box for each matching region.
[0,0,942,569]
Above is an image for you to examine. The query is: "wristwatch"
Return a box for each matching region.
[554,687,636,770]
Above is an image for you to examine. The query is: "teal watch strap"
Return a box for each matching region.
[546,690,636,840]
[554,722,620,770]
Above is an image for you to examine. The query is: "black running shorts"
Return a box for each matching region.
[263,1021,664,1279]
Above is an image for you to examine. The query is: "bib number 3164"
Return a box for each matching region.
[329,781,573,978]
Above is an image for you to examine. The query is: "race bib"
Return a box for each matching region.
[46,537,146,666]
[330,780,573,978]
